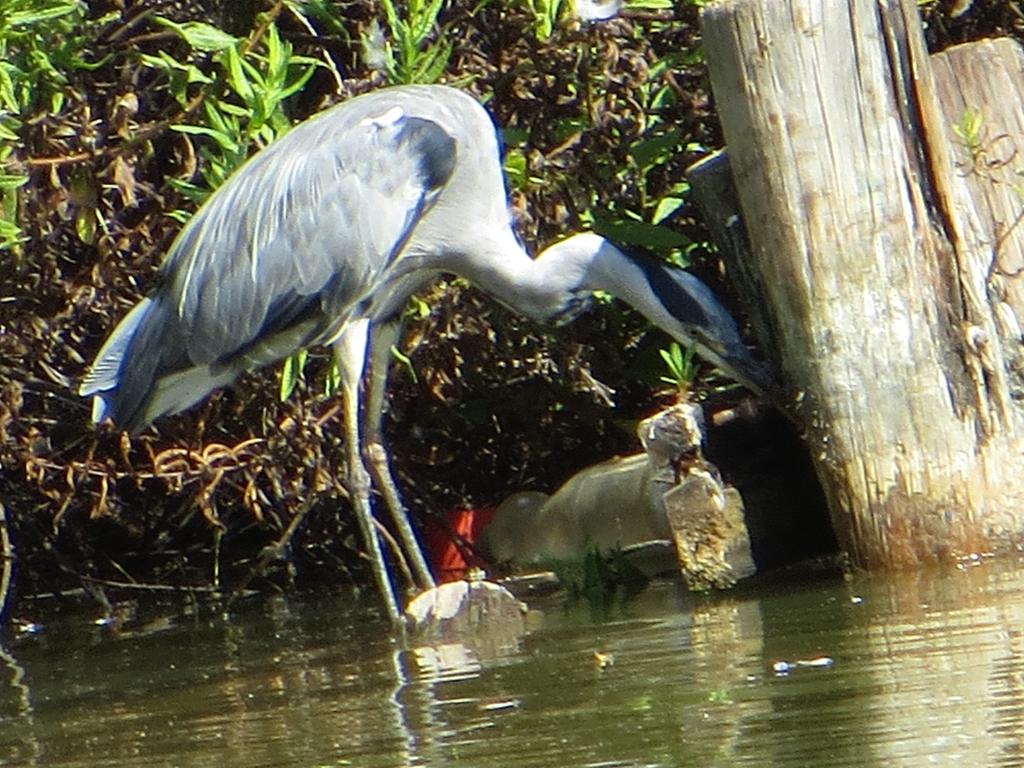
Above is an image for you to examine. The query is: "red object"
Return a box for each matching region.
[423,506,497,582]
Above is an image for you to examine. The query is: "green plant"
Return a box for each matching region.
[952,105,984,162]
[0,0,99,116]
[524,0,565,39]
[659,341,697,392]
[364,0,452,84]
[0,143,27,250]
[141,19,318,204]
[279,348,309,401]
[501,126,536,192]
[581,53,700,263]
[0,0,110,250]
[557,545,649,610]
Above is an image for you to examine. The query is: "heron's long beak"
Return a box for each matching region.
[587,238,779,397]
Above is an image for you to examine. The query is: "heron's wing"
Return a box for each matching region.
[161,107,457,366]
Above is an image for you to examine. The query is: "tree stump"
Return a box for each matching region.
[698,0,1024,566]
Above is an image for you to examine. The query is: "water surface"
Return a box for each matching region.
[2,560,1024,767]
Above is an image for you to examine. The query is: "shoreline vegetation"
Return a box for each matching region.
[0,0,1014,622]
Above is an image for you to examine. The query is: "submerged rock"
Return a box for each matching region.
[404,579,528,642]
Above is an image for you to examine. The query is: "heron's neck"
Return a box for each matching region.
[449,230,773,396]
[452,231,627,324]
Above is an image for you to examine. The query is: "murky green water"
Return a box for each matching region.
[3,560,1024,767]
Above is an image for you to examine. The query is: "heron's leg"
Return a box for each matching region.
[366,320,436,591]
[334,320,402,624]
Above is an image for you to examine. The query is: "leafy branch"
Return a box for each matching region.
[362,0,452,84]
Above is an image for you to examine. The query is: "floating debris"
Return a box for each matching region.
[772,656,834,676]
[593,650,615,669]
[479,700,520,712]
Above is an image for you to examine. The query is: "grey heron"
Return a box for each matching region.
[79,84,773,623]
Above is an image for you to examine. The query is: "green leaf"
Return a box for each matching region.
[264,22,284,73]
[0,66,18,113]
[139,52,214,83]
[156,17,239,52]
[171,123,240,153]
[223,44,252,102]
[595,218,690,251]
[278,65,317,101]
[380,0,401,38]
[659,341,696,390]
[552,116,587,144]
[8,2,80,27]
[0,218,25,249]
[324,359,341,397]
[201,100,234,135]
[501,126,529,148]
[75,207,97,244]
[390,345,418,383]
[630,129,683,171]
[217,101,250,117]
[403,294,431,320]
[279,349,308,401]
[652,196,684,225]
[413,39,451,84]
[952,106,983,150]
[0,174,28,190]
[165,204,196,222]
[412,0,445,42]
[503,150,528,190]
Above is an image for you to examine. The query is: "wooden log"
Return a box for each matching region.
[687,150,779,370]
[930,39,1024,377]
[699,0,1024,566]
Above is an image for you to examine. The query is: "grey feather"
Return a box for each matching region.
[83,86,466,431]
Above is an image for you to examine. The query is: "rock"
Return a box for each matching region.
[664,468,756,589]
[404,580,527,642]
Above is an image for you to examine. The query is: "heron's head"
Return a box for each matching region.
[543,233,778,396]
[630,257,778,395]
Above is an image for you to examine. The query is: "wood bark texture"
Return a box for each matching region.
[699,0,1024,566]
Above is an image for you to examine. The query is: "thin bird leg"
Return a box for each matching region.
[334,320,402,624]
[365,319,436,591]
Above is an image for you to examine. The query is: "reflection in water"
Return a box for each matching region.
[858,565,1024,767]
[1,562,1024,766]
[0,641,39,765]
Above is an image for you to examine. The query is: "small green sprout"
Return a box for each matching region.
[952,105,984,158]
[659,341,697,392]
[279,349,308,401]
